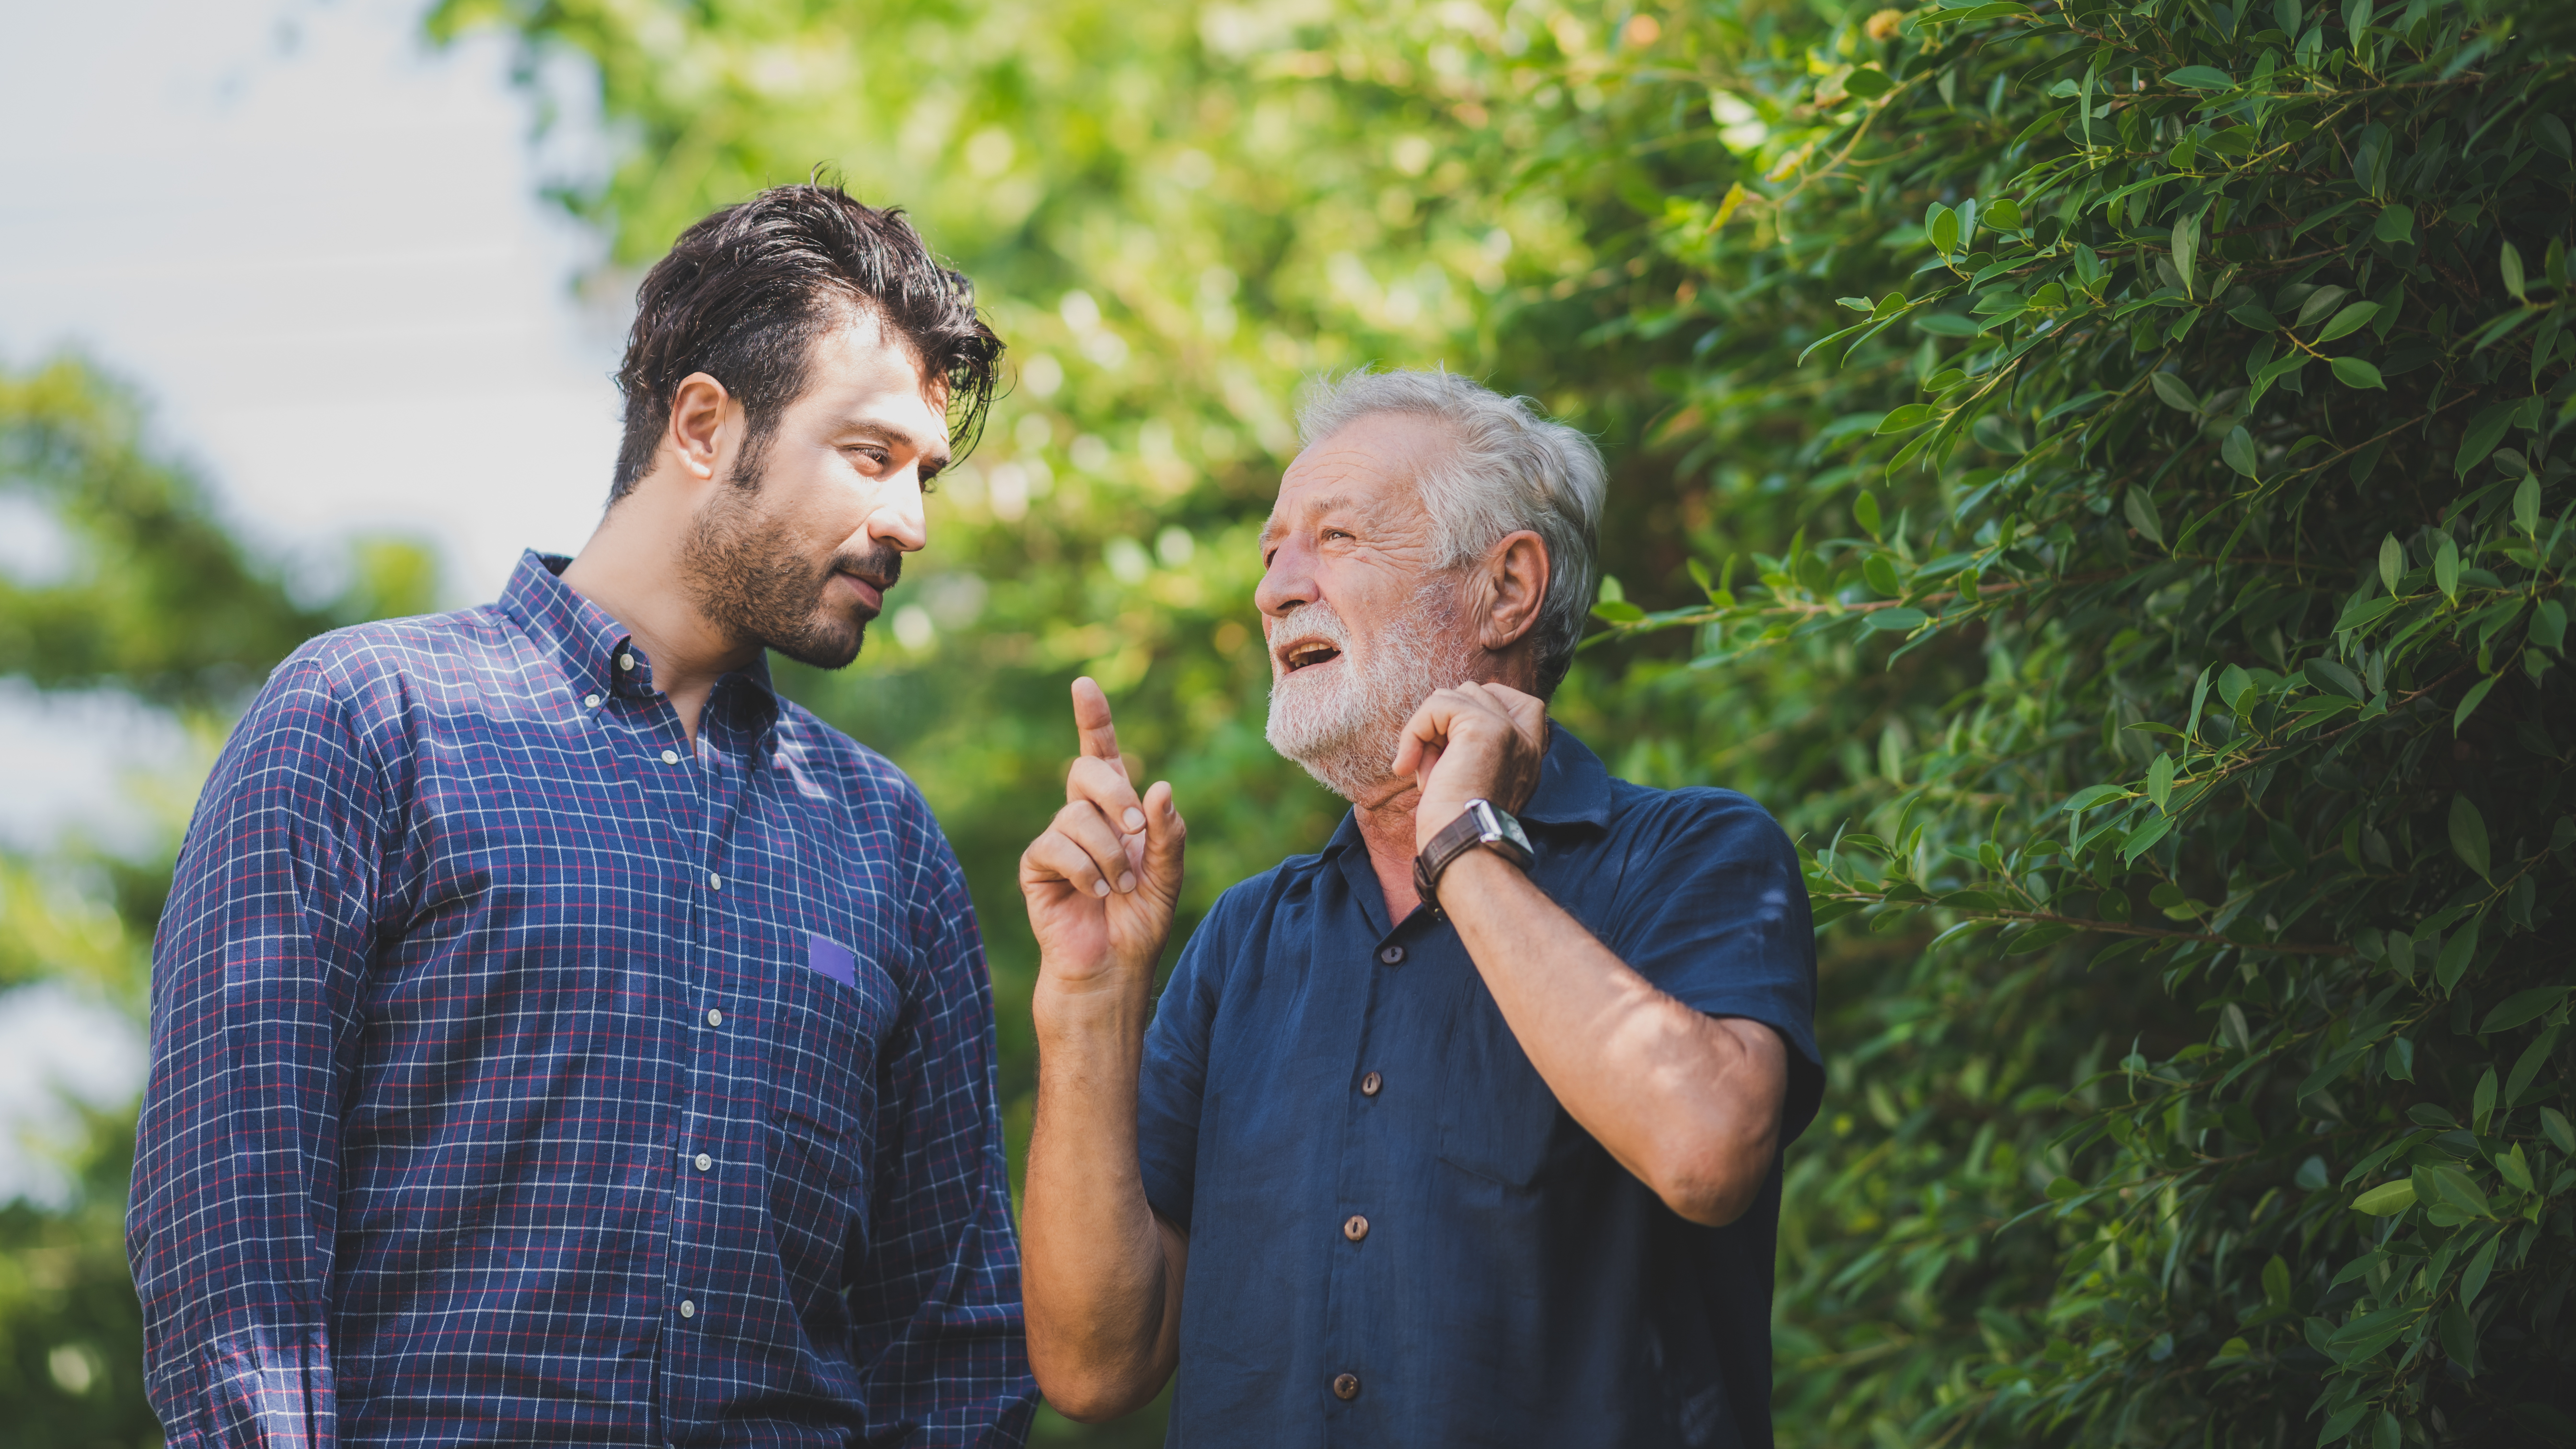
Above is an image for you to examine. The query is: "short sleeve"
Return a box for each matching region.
[1601,790,1824,1144]
[1132,898,1237,1236]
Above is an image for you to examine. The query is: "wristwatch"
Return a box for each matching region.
[1411,798,1535,917]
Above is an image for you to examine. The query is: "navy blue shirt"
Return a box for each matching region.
[1136,727,1820,1449]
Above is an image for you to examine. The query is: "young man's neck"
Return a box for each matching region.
[559,475,753,746]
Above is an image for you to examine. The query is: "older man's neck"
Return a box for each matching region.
[1352,781,1432,922]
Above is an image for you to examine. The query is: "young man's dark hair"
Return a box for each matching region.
[609,179,1003,501]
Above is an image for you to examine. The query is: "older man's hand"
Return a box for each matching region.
[1393,682,1549,851]
[1021,678,1186,997]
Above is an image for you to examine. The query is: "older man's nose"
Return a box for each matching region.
[1256,545,1318,615]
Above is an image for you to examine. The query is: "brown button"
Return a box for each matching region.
[1359,1071,1383,1097]
[1332,1373,1361,1401]
[1343,1214,1369,1242]
[1378,945,1405,965]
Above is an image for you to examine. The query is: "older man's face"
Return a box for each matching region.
[1256,413,1476,798]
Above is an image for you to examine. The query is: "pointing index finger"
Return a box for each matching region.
[1070,676,1124,765]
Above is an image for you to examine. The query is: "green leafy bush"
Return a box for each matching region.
[1552,0,2575,1441]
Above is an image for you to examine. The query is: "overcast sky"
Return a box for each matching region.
[1,0,619,1199]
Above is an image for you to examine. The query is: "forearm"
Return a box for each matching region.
[1022,980,1183,1420]
[1438,850,1787,1225]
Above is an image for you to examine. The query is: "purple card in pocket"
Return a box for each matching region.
[807,933,858,989]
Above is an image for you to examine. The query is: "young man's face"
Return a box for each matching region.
[682,311,950,669]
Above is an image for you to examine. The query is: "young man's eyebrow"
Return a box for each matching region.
[841,418,951,477]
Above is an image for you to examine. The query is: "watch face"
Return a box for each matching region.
[1494,811,1532,854]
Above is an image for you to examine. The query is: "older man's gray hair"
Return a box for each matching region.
[1296,369,1607,697]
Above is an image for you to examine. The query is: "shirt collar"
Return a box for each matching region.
[495,551,782,732]
[1315,721,1614,864]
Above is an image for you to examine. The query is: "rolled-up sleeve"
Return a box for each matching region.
[129,653,388,1449]
[847,823,1036,1446]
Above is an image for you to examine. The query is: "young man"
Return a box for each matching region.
[1018,371,1822,1447]
[130,184,1036,1447]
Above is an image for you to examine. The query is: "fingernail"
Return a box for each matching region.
[1118,872,1137,893]
[1123,808,1146,831]
[1093,880,1110,897]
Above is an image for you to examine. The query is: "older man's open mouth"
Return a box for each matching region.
[1277,638,1344,674]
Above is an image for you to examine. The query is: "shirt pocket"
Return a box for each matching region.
[1434,973,1579,1189]
[764,932,895,1203]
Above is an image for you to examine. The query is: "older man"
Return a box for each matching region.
[1017,371,1821,1447]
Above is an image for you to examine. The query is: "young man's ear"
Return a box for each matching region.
[666,372,733,482]
[1474,530,1551,653]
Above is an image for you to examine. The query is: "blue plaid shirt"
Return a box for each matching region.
[130,552,1034,1449]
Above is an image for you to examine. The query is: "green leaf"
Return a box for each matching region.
[1592,600,1646,623]
[2460,1229,2502,1305]
[1863,607,1929,633]
[1928,203,1959,255]
[2262,1253,2291,1306]
[2374,205,2414,243]
[2436,919,2479,992]
[2543,1108,2576,1155]
[2149,371,2201,412]
[2062,784,2131,813]
[2221,426,2259,478]
[1863,553,1903,596]
[2452,674,2498,734]
[2218,664,2255,712]
[2495,1146,2533,1196]
[2229,302,2280,331]
[2352,1178,2416,1215]
[2124,487,2166,547]
[2330,355,2385,390]
[2449,795,2491,879]
[2500,241,2527,301]
[1842,65,1894,98]
[2121,811,2175,863]
[2417,1164,2492,1219]
[2148,751,2175,809]
[1984,196,2022,231]
[1877,403,1938,434]
[2314,301,2380,342]
[2440,1301,2478,1375]
[2455,402,2518,477]
[2297,285,2350,326]
[2166,65,2236,89]
[2473,1066,2498,1134]
[1853,489,1883,537]
[2481,985,2566,1034]
[2305,658,2365,697]
[2436,536,2461,600]
[2379,533,2403,593]
[2514,475,2541,536]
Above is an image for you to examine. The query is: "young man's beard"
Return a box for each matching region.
[1264,577,1478,802]
[679,472,901,671]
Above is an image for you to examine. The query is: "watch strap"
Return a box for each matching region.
[1410,800,1532,916]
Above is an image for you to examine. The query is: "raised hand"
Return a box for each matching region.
[1020,677,1186,993]
[1391,682,1549,851]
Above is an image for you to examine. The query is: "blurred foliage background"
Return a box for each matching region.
[6,0,2572,1445]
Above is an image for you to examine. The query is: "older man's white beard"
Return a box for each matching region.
[1264,585,1479,802]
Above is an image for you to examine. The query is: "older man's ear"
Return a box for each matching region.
[1472,528,1553,659]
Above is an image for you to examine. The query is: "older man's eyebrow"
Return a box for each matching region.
[1261,493,1357,546]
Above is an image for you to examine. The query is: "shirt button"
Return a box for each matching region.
[662,749,681,765]
[1359,1071,1383,1097]
[709,872,723,890]
[618,652,635,671]
[1377,945,1405,965]
[583,694,601,709]
[694,1153,712,1171]
[678,1299,695,1318]
[1343,1214,1369,1242]
[1332,1373,1360,1401]
[706,1008,723,1027]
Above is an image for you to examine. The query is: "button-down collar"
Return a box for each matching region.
[495,550,784,741]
